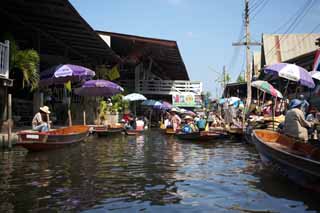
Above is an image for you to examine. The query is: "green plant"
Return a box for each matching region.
[12,49,40,90]
[2,34,40,91]
[110,94,129,113]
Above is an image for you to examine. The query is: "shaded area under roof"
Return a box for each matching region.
[97,31,189,80]
[1,0,119,64]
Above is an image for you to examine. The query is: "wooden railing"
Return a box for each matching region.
[0,40,9,79]
[118,80,202,95]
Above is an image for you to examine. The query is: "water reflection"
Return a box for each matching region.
[0,130,319,212]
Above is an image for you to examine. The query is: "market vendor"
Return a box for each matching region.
[32,106,51,132]
[182,115,199,133]
[283,99,312,142]
[170,108,181,132]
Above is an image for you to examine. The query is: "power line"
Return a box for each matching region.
[265,0,316,59]
[251,0,270,21]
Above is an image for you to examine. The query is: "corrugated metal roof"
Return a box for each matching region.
[253,51,261,77]
[97,31,189,80]
[262,33,320,65]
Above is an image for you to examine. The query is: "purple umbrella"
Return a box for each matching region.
[264,63,315,88]
[74,80,123,97]
[153,101,173,110]
[40,64,95,86]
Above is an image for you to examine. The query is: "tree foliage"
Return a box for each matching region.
[12,49,40,90]
[2,34,40,91]
[236,74,245,83]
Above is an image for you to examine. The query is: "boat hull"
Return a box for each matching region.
[91,126,124,136]
[176,131,227,141]
[16,125,89,152]
[253,130,320,191]
[125,129,144,136]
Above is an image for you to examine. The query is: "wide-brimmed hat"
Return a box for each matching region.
[170,108,178,113]
[184,115,193,120]
[40,106,51,114]
[266,100,272,106]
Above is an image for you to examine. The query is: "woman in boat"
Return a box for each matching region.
[262,100,273,117]
[182,115,199,133]
[170,108,181,132]
[32,106,51,132]
[283,99,313,142]
[135,117,145,131]
[196,115,207,131]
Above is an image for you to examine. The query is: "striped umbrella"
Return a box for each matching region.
[252,80,283,98]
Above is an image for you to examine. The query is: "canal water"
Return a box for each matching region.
[0,130,319,212]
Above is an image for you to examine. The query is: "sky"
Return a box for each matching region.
[69,0,320,97]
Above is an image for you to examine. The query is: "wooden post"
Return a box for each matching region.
[7,94,12,150]
[47,114,51,130]
[83,110,86,125]
[68,96,72,126]
[68,109,72,127]
[2,136,5,149]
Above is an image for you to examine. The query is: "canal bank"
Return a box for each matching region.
[0,130,319,212]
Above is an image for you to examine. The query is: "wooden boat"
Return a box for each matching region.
[16,125,89,152]
[176,131,227,141]
[91,125,124,136]
[124,129,144,136]
[165,128,176,135]
[253,129,320,192]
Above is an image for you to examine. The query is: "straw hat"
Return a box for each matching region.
[171,108,178,113]
[40,106,51,114]
[184,115,193,120]
[266,100,272,106]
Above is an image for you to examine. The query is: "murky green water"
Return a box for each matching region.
[0,130,319,212]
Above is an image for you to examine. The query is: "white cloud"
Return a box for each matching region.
[186,31,193,38]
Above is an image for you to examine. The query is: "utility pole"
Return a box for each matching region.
[232,0,260,113]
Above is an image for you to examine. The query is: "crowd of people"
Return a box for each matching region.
[31,93,320,144]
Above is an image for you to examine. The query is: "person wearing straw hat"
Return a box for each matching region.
[170,108,181,132]
[182,115,199,133]
[283,99,312,142]
[32,106,51,132]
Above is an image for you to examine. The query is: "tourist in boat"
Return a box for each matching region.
[283,99,313,142]
[207,112,214,127]
[262,100,273,117]
[135,117,145,131]
[299,94,310,115]
[182,115,199,133]
[196,115,207,131]
[32,106,51,132]
[170,108,181,132]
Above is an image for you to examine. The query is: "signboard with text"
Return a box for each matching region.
[172,93,202,108]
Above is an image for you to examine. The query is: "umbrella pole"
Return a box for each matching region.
[134,101,137,116]
[83,110,86,125]
[68,97,72,127]
[149,109,153,129]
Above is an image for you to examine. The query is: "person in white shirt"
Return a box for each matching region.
[32,106,51,132]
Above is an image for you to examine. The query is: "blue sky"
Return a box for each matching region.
[70,0,320,96]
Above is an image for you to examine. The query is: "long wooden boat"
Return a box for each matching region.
[124,129,144,136]
[176,131,227,141]
[16,125,89,152]
[91,125,124,136]
[253,129,320,192]
[165,128,176,135]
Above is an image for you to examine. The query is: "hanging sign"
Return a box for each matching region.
[172,93,196,107]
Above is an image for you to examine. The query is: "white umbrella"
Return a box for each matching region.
[310,71,320,81]
[123,93,147,101]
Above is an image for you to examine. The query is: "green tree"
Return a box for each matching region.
[236,74,245,83]
[3,34,40,91]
